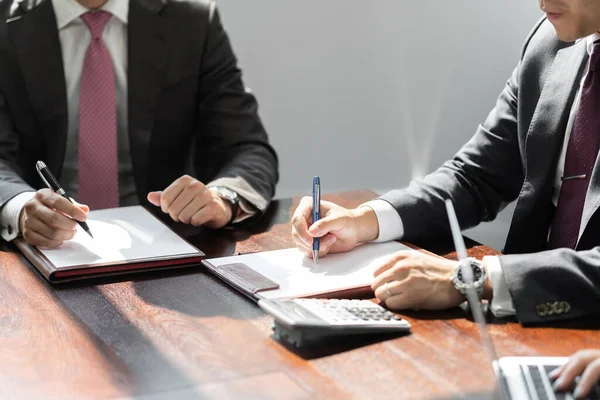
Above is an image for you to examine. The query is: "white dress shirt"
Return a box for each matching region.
[0,0,257,241]
[363,32,600,317]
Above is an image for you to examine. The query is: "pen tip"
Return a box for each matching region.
[87,231,94,239]
[313,250,319,264]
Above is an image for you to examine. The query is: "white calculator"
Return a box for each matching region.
[258,298,411,347]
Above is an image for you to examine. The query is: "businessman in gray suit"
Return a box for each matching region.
[293,0,600,324]
[0,0,278,248]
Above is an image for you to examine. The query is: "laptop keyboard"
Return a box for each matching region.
[521,364,600,400]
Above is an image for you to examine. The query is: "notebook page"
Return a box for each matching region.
[205,241,414,299]
[39,206,201,268]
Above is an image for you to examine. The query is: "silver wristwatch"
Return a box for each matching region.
[450,258,486,298]
[209,186,239,226]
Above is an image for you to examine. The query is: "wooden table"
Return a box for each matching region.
[0,190,598,400]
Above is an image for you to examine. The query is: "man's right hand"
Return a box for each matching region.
[291,196,380,259]
[20,189,89,249]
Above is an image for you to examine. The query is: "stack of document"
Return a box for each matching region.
[203,241,412,299]
[15,206,205,283]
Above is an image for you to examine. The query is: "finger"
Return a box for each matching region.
[189,203,218,227]
[159,177,189,214]
[575,359,600,399]
[309,215,347,237]
[294,238,312,254]
[315,234,337,256]
[384,291,412,310]
[373,251,413,276]
[294,239,314,258]
[373,279,403,303]
[372,256,398,280]
[372,265,412,295]
[555,351,599,391]
[372,268,394,292]
[26,201,79,231]
[169,183,208,222]
[291,197,315,246]
[292,228,313,250]
[310,234,337,258]
[26,217,77,242]
[147,191,162,206]
[296,196,313,221]
[38,190,87,221]
[22,227,64,249]
[549,365,566,380]
[178,194,210,225]
[70,199,90,214]
[293,233,336,259]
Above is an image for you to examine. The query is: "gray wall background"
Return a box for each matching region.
[217,1,543,250]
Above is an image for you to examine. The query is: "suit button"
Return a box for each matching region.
[560,301,570,314]
[551,301,562,315]
[536,303,549,317]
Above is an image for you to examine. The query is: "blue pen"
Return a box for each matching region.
[312,176,321,263]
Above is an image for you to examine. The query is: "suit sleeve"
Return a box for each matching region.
[0,90,35,209]
[499,248,600,324]
[194,4,278,214]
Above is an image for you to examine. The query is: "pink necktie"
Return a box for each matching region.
[78,11,119,210]
[548,41,600,249]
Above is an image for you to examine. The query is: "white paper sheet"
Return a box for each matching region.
[39,206,201,268]
[205,241,415,299]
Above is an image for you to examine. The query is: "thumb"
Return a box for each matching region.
[147,191,162,206]
[309,215,348,237]
[70,198,89,214]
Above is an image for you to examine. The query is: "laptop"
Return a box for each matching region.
[445,200,600,400]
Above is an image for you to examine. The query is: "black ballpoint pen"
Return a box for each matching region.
[35,161,94,238]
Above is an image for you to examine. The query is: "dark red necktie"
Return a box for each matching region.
[548,41,600,249]
[78,11,119,210]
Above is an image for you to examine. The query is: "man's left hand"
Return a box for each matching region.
[147,175,233,229]
[371,251,465,310]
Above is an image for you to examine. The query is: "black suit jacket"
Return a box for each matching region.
[0,0,278,214]
[379,19,600,324]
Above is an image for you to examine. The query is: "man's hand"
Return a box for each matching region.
[147,175,233,229]
[291,197,380,258]
[551,349,600,399]
[20,189,89,249]
[371,251,466,310]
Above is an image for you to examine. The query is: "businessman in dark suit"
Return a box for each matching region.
[292,0,600,324]
[0,0,278,248]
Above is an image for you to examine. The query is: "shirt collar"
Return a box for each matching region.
[586,32,600,56]
[52,0,129,30]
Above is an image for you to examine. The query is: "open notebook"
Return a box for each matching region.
[15,206,205,283]
[202,241,413,300]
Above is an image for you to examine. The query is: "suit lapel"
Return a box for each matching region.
[128,0,173,198]
[524,40,588,196]
[6,0,68,176]
[506,41,587,253]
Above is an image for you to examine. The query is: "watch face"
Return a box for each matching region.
[457,264,482,284]
[212,186,238,202]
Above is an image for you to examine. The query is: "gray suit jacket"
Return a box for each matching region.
[380,18,600,324]
[0,0,278,218]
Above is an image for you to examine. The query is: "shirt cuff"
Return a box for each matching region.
[208,177,264,224]
[484,255,516,317]
[0,191,36,242]
[360,199,404,242]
